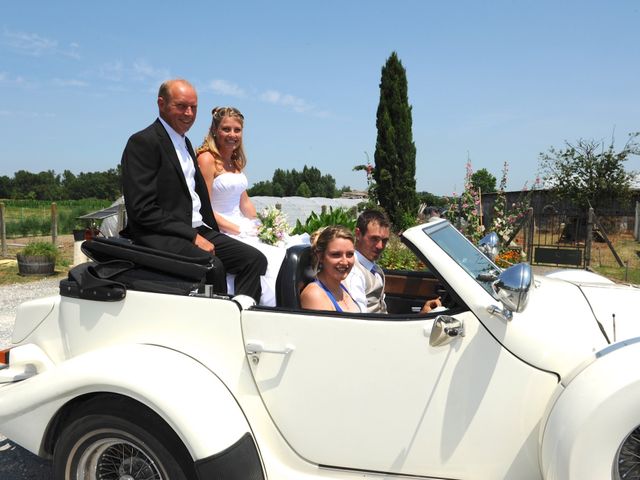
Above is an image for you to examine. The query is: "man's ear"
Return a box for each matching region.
[355,227,362,242]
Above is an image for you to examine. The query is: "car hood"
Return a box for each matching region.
[574,281,640,343]
[496,275,640,379]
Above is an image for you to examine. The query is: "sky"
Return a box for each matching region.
[1,0,639,196]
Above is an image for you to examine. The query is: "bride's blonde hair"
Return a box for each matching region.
[196,106,247,172]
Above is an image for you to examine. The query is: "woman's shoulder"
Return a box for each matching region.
[300,281,331,309]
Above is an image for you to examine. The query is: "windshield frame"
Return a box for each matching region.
[422,221,501,297]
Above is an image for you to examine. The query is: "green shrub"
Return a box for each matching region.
[292,207,357,235]
[21,241,58,260]
[378,235,425,271]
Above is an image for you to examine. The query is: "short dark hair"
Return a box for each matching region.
[356,209,390,234]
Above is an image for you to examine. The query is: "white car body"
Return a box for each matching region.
[1,218,639,480]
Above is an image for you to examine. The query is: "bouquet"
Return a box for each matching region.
[257,206,290,247]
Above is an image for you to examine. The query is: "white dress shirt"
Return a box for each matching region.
[347,250,383,313]
[158,117,204,228]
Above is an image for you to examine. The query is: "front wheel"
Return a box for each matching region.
[614,425,640,479]
[54,414,189,480]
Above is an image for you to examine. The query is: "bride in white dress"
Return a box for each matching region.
[196,106,286,306]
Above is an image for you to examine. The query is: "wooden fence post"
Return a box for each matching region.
[51,202,58,245]
[117,203,125,232]
[0,202,6,257]
[633,202,640,241]
[584,208,593,268]
[526,208,534,262]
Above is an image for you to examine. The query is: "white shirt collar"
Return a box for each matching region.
[356,250,377,272]
[158,117,187,147]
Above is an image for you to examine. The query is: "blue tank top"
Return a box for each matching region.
[315,280,359,312]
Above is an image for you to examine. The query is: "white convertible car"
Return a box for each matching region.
[1,219,639,480]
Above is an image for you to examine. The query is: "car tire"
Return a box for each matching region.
[53,413,189,480]
[614,425,640,480]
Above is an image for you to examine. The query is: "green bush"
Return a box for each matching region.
[291,207,357,235]
[378,235,425,271]
[21,241,58,260]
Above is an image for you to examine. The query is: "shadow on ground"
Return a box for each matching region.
[0,437,52,480]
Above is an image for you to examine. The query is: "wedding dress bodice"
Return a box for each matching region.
[211,172,248,220]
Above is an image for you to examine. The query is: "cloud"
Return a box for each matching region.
[98,61,125,82]
[52,78,88,88]
[132,60,170,81]
[209,79,246,98]
[202,77,327,116]
[0,72,27,86]
[0,109,55,118]
[2,29,80,59]
[260,89,313,113]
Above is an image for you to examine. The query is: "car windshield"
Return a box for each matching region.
[424,222,500,296]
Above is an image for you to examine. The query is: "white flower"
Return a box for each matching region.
[257,207,290,246]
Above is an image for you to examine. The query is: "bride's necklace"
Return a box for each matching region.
[222,159,235,172]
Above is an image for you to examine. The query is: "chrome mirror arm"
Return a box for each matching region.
[487,304,513,322]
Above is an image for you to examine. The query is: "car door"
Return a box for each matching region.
[241,308,558,479]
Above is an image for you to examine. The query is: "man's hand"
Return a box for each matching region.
[194,233,215,254]
[421,297,442,314]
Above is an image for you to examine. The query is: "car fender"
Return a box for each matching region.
[0,343,251,461]
[540,338,640,479]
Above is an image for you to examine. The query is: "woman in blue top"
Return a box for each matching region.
[301,226,361,313]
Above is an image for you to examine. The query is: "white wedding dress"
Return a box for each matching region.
[211,172,290,306]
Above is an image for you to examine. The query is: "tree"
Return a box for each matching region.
[247,165,339,197]
[470,168,496,194]
[0,175,13,198]
[12,170,61,200]
[539,133,639,209]
[247,180,274,196]
[374,52,419,230]
[296,181,312,197]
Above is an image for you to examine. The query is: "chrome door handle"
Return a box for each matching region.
[429,315,465,347]
[245,342,294,355]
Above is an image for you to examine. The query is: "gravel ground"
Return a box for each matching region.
[0,278,59,479]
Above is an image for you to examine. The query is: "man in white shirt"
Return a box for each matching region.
[347,210,391,313]
[121,79,267,302]
[347,209,442,314]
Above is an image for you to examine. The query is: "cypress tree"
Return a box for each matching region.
[374,52,419,230]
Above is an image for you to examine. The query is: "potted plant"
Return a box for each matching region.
[16,241,58,276]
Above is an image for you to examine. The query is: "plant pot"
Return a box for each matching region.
[16,254,55,276]
[72,229,86,241]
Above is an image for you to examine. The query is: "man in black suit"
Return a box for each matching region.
[121,78,267,302]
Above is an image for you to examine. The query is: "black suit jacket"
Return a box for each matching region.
[121,119,219,254]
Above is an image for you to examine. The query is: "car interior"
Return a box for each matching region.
[60,238,456,316]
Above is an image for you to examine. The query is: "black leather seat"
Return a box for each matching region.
[275,244,314,309]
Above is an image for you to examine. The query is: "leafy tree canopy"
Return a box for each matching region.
[470,168,497,194]
[247,165,340,198]
[0,166,122,201]
[539,133,639,209]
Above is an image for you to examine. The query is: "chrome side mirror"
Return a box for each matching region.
[478,232,499,261]
[430,315,465,347]
[488,263,532,321]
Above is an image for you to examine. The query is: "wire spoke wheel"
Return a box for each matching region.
[615,425,640,480]
[77,435,162,480]
[54,412,188,480]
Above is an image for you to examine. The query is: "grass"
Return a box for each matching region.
[589,234,640,284]
[0,234,73,285]
[1,199,112,238]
